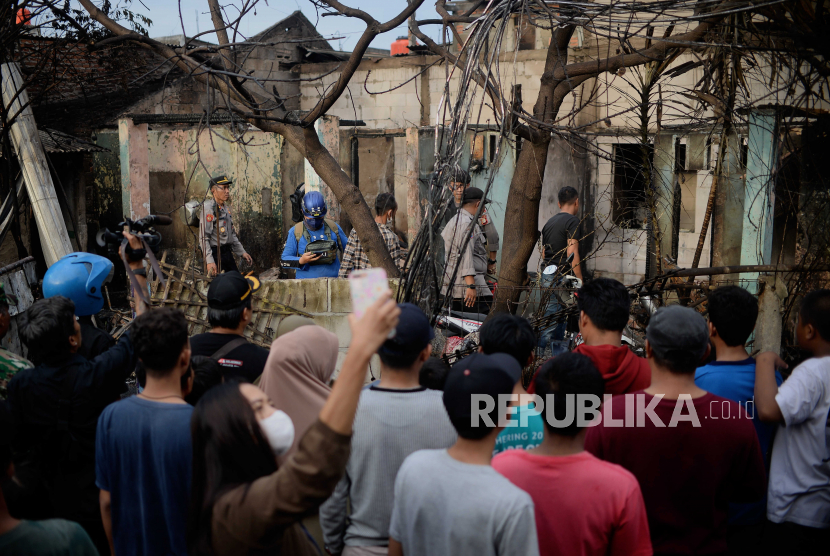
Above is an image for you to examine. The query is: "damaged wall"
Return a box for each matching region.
[92,126,283,270]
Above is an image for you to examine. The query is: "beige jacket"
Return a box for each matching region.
[441,208,491,299]
[211,420,351,556]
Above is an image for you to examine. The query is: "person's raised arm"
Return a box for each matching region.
[755,352,787,423]
[319,294,400,434]
[120,231,148,317]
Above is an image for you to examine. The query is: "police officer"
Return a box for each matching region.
[202,175,252,276]
[440,167,500,275]
[441,187,492,315]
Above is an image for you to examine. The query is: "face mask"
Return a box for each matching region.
[305,216,324,231]
[259,410,295,456]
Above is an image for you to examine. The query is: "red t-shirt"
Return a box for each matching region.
[492,450,652,556]
[585,392,766,556]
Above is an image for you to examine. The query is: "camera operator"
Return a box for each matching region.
[5,232,148,556]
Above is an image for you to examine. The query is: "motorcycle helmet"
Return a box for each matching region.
[43,253,114,316]
[301,190,327,231]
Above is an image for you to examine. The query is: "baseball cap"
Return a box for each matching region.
[379,303,434,357]
[207,271,261,310]
[210,175,233,187]
[442,352,519,424]
[646,305,709,360]
[462,187,490,204]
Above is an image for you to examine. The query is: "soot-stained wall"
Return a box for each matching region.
[92,126,284,271]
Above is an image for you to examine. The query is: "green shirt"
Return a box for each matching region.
[493,403,546,455]
[0,347,33,400]
[0,519,98,556]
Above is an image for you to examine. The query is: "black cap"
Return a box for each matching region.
[462,187,489,204]
[442,352,518,423]
[207,271,261,310]
[379,303,434,357]
[646,305,709,360]
[210,175,233,188]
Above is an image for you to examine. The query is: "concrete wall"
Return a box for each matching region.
[299,51,567,130]
[92,126,284,269]
[261,276,399,380]
[587,135,713,284]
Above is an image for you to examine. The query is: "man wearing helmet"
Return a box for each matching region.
[281,191,349,279]
[202,175,253,276]
[42,252,115,360]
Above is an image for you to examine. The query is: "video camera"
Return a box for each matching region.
[96,215,173,260]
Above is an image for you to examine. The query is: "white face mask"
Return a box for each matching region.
[258,410,295,456]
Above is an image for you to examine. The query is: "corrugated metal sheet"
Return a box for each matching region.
[0,127,109,155]
[37,128,109,153]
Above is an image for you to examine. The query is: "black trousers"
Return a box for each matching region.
[211,245,239,274]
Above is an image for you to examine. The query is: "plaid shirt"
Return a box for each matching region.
[338,222,406,278]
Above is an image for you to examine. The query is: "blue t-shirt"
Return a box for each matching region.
[281,222,349,279]
[95,397,193,556]
[493,403,546,455]
[695,358,783,526]
[0,519,98,556]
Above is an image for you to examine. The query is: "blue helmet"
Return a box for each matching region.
[43,253,114,316]
[301,191,327,231]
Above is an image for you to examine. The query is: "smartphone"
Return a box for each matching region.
[349,268,395,338]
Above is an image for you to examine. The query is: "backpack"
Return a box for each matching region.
[289,183,305,223]
[293,220,344,265]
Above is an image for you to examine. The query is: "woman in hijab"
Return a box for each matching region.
[187,295,400,556]
[259,325,339,461]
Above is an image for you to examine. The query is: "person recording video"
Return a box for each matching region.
[5,232,148,555]
[280,191,348,279]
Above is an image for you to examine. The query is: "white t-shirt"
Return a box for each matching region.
[767,356,830,528]
[389,449,539,556]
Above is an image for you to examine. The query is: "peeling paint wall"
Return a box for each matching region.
[92,126,284,269]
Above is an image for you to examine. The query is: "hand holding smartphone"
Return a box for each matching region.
[349,268,396,338]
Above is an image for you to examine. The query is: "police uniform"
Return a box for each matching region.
[441,195,493,315]
[202,198,247,274]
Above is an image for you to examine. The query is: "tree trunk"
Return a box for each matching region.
[284,126,400,276]
[491,140,551,312]
[490,27,575,314]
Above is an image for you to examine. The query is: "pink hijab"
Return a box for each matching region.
[259,325,339,460]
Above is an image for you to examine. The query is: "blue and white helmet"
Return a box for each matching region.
[301,191,327,231]
[43,253,114,316]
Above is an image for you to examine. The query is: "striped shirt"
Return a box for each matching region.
[319,386,457,552]
[338,222,406,278]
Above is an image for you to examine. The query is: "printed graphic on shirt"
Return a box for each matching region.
[218,358,243,368]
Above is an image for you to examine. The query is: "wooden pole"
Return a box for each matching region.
[1,62,73,266]
[118,118,150,220]
[406,127,421,244]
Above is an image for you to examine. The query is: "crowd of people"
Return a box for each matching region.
[0,226,827,556]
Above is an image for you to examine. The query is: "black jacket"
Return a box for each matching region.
[7,333,135,522]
